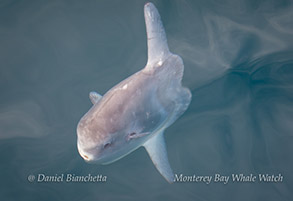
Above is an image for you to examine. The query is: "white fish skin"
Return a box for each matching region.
[77,2,191,183]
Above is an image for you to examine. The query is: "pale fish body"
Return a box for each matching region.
[77,2,191,183]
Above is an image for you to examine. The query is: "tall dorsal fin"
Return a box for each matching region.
[143,130,174,183]
[144,3,170,67]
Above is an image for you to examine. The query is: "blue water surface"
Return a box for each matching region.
[0,0,293,201]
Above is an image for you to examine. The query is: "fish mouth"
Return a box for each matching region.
[80,153,91,162]
[83,157,99,164]
[79,151,101,164]
[77,142,98,163]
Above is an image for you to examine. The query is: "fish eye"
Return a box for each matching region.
[103,142,112,149]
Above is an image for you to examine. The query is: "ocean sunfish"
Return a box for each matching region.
[77,2,191,183]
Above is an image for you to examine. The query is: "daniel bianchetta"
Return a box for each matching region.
[36,173,107,183]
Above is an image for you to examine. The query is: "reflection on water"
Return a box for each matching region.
[0,0,292,200]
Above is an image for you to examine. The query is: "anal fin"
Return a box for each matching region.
[143,131,174,183]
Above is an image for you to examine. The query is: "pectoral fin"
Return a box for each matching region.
[143,131,174,183]
[89,91,102,104]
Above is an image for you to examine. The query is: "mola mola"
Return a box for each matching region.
[77,2,191,183]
